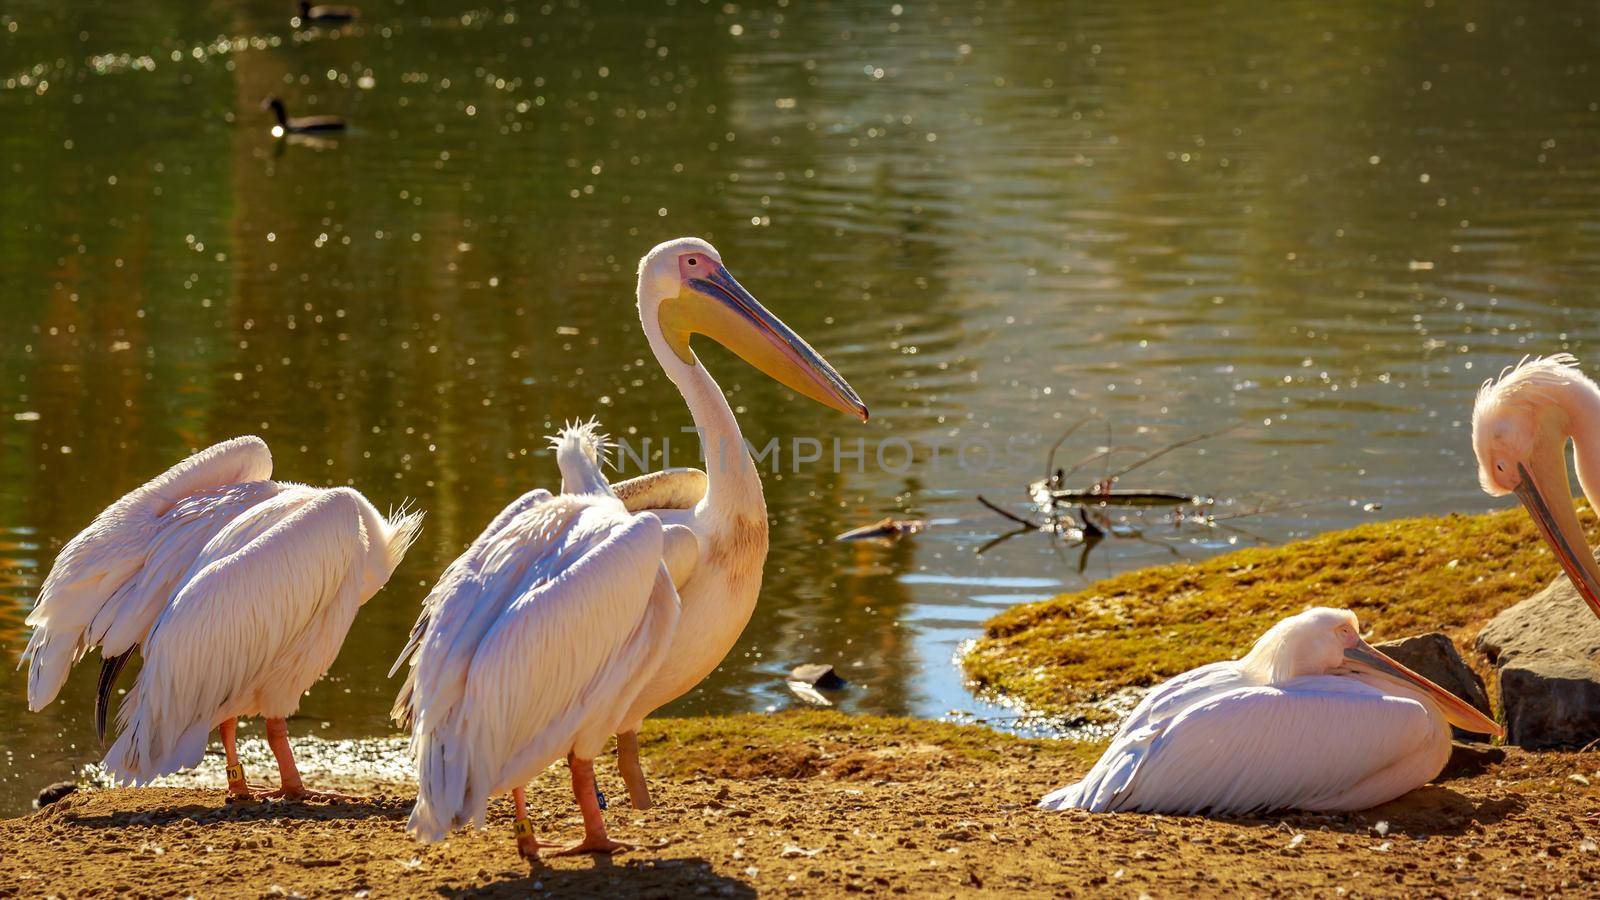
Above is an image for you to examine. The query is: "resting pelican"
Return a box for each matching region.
[21,436,422,799]
[1472,353,1600,619]
[1041,608,1502,815]
[391,422,686,857]
[600,237,868,808]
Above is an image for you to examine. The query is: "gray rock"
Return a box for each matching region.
[1438,742,1504,781]
[1477,572,1600,749]
[34,781,78,809]
[1372,632,1492,739]
[789,663,847,690]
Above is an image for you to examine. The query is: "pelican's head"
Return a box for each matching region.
[1472,353,1600,618]
[1239,608,1502,737]
[637,237,868,421]
[1238,608,1360,682]
[551,418,613,496]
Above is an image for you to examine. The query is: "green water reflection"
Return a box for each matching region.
[2,0,1598,812]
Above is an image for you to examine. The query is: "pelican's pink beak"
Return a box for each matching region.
[1343,640,1503,738]
[1511,453,1600,620]
[656,258,868,421]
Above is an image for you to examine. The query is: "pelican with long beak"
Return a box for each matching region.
[1472,353,1600,619]
[588,238,867,809]
[561,238,863,809]
[1041,608,1502,815]
[392,238,867,854]
[392,421,683,857]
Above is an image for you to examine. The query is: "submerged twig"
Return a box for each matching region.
[1057,445,1140,485]
[1100,422,1245,484]
[975,525,1034,556]
[1045,489,1198,507]
[977,495,1039,529]
[979,419,1305,566]
[1042,419,1092,485]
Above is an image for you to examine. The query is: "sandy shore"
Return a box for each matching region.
[2,712,1597,897]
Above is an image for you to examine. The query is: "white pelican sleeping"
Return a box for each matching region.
[600,237,869,809]
[1472,353,1600,620]
[391,421,687,857]
[21,436,422,799]
[1041,608,1502,815]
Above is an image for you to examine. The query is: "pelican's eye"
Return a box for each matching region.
[687,256,699,267]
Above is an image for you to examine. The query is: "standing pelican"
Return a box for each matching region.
[390,422,687,857]
[1042,608,1502,815]
[1472,353,1600,619]
[598,238,869,808]
[21,436,422,799]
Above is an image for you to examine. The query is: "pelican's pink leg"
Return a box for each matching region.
[549,754,633,856]
[618,731,652,810]
[220,718,271,800]
[511,786,559,860]
[256,717,362,802]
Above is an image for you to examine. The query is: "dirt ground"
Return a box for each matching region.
[2,713,1598,898]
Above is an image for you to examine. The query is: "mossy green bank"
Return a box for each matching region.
[636,708,1105,776]
[963,507,1598,721]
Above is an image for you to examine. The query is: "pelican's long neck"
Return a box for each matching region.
[1548,378,1600,512]
[349,493,423,598]
[1234,618,1310,684]
[641,295,764,520]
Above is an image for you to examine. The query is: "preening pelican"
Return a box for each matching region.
[600,237,869,808]
[21,436,422,799]
[390,422,686,857]
[1041,608,1502,815]
[1472,353,1600,619]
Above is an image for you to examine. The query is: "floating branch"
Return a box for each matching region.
[978,420,1292,566]
[835,517,925,542]
[1042,489,1200,508]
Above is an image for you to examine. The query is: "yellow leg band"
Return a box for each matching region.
[226,763,246,784]
[513,817,534,838]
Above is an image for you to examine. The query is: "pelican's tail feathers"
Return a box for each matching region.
[407,723,480,843]
[102,716,210,787]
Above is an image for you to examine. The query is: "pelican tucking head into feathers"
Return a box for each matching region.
[1472,353,1600,619]
[1042,607,1500,816]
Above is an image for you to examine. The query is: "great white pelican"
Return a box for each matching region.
[604,237,867,809]
[391,421,684,856]
[22,436,422,800]
[1041,608,1501,815]
[1471,353,1600,619]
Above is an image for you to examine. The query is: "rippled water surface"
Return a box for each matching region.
[2,0,1599,812]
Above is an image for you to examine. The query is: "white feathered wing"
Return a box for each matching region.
[102,486,388,783]
[396,493,680,842]
[1041,671,1444,815]
[22,436,276,711]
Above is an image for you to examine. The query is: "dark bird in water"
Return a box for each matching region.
[298,1,359,24]
[34,781,79,809]
[261,96,346,135]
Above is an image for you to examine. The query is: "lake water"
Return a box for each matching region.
[2,0,1598,813]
